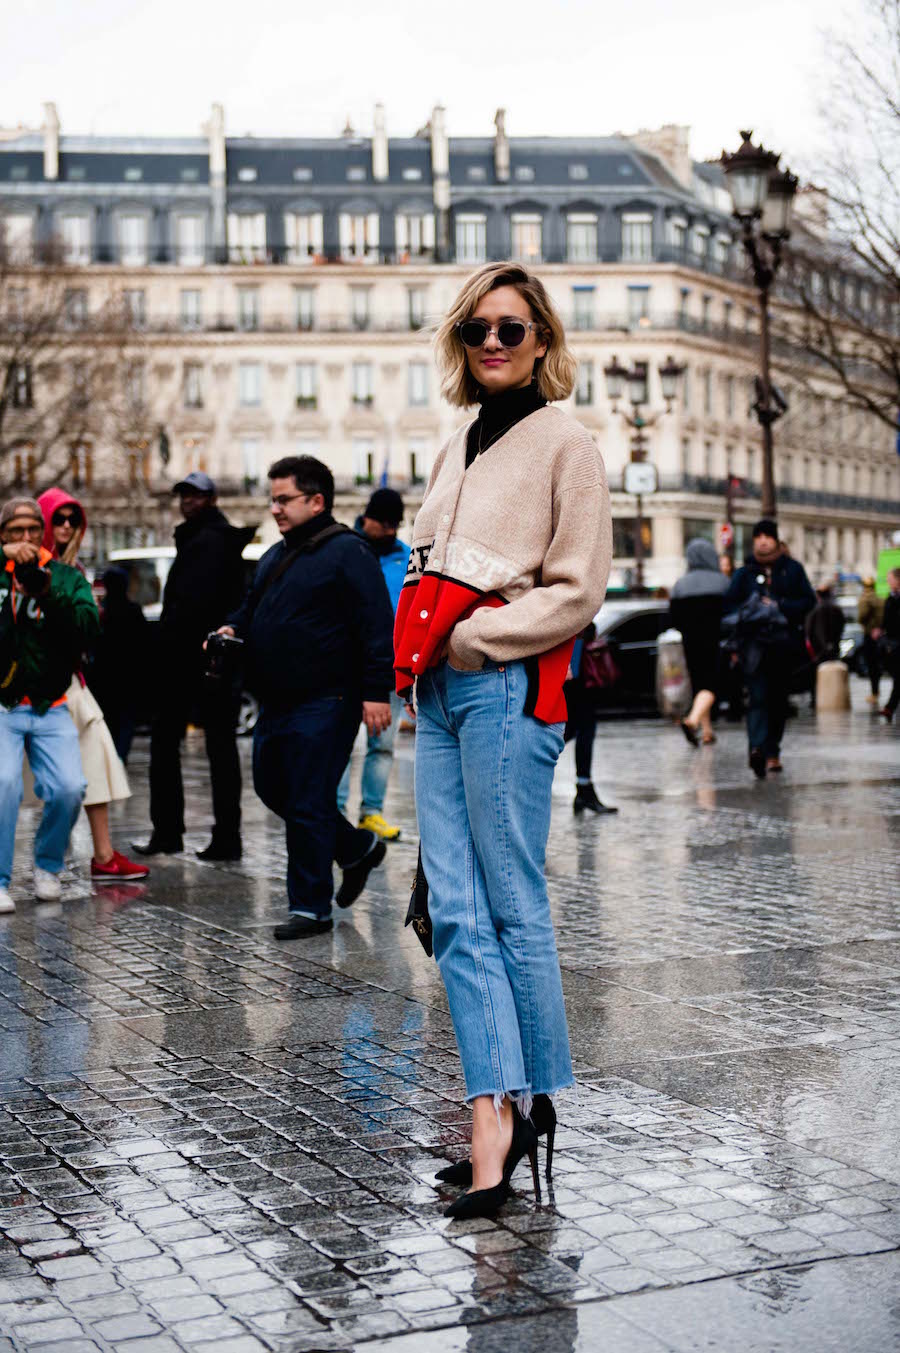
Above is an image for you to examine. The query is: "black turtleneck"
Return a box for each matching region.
[465,383,547,469]
[282,511,335,551]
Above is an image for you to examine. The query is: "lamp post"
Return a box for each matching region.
[605,354,685,592]
[720,131,798,520]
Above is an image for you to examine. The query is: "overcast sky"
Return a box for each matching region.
[3,0,857,171]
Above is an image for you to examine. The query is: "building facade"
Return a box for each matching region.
[1,103,897,584]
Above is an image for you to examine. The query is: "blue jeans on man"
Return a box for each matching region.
[252,694,375,921]
[336,690,404,816]
[0,704,86,888]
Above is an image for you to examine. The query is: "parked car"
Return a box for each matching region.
[589,599,671,715]
[108,544,267,735]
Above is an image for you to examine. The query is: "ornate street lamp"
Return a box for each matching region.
[721,131,798,519]
[604,355,685,592]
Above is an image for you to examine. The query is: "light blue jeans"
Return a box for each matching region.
[337,690,404,816]
[0,704,86,888]
[415,659,573,1106]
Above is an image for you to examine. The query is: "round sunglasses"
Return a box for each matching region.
[456,318,541,350]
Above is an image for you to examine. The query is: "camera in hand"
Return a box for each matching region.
[14,560,50,596]
[205,630,244,681]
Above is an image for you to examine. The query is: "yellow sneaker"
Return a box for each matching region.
[358,812,401,841]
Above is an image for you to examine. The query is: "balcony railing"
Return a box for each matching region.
[660,474,900,516]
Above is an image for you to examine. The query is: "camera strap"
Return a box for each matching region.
[248,522,351,622]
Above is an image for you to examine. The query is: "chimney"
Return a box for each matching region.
[430,106,450,259]
[204,103,227,260]
[373,103,389,181]
[42,102,59,180]
[793,185,829,237]
[627,124,693,190]
[494,108,509,182]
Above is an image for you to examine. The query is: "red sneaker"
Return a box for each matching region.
[91,851,150,882]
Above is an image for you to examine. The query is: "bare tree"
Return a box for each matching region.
[0,231,140,498]
[775,0,899,430]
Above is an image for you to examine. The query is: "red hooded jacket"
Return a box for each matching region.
[38,488,87,563]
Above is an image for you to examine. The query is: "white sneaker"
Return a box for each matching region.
[33,868,62,902]
[0,887,14,914]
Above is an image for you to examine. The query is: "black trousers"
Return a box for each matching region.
[863,635,882,697]
[149,677,241,842]
[563,681,596,782]
[252,695,372,918]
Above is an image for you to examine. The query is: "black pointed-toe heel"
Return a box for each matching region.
[444,1105,539,1220]
[436,1093,558,1189]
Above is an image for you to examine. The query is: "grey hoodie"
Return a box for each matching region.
[671,538,730,599]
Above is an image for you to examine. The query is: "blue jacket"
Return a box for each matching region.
[379,537,411,613]
[228,515,395,709]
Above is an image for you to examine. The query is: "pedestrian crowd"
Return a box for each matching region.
[1,257,896,1223]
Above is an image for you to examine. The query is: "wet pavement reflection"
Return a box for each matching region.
[1,686,898,1350]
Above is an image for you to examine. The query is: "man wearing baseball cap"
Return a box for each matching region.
[134,473,254,859]
[0,497,99,912]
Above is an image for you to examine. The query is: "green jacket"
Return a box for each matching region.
[0,556,99,714]
[857,588,885,636]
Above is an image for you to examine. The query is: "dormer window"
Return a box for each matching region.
[10,166,28,181]
[347,166,367,181]
[467,166,487,181]
[124,167,143,181]
[569,164,588,180]
[180,167,199,182]
[293,166,313,181]
[68,166,86,181]
[237,167,258,182]
[515,166,535,181]
[402,167,422,181]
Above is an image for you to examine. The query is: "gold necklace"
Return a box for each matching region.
[477,415,524,456]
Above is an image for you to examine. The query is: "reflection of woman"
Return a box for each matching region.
[395,262,611,1220]
[38,490,148,883]
[670,538,729,747]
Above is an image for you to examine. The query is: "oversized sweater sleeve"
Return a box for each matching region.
[448,434,612,668]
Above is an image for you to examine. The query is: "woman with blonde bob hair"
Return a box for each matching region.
[394,262,612,1219]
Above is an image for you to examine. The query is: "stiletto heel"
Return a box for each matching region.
[544,1122,555,1182]
[528,1144,541,1203]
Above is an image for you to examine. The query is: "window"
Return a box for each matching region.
[351,362,374,406]
[70,444,93,489]
[294,286,315,330]
[572,287,594,331]
[515,166,535,182]
[239,361,262,407]
[183,363,203,409]
[7,286,26,326]
[723,299,733,332]
[621,213,652,262]
[339,212,379,261]
[701,294,712,329]
[627,285,650,328]
[612,519,653,559]
[680,438,691,475]
[228,212,266,263]
[180,289,202,329]
[284,212,323,263]
[238,167,258,182]
[64,288,88,327]
[60,214,91,264]
[237,287,260,331]
[180,167,199,182]
[713,235,731,268]
[71,363,88,410]
[703,441,714,476]
[402,167,423,181]
[408,286,426,330]
[126,360,145,407]
[182,438,206,473]
[467,166,487,181]
[575,360,594,406]
[295,362,317,409]
[724,374,735,419]
[350,286,371,330]
[456,214,486,264]
[678,287,690,322]
[124,166,143,182]
[395,212,435,258]
[567,214,598,263]
[511,214,542,263]
[702,369,713,416]
[569,164,588,180]
[668,217,687,253]
[12,364,33,408]
[408,435,427,484]
[353,436,375,483]
[293,167,313,182]
[408,362,428,407]
[241,436,262,488]
[682,366,691,410]
[692,225,710,259]
[175,214,205,265]
[123,289,145,327]
[1,214,34,263]
[347,166,367,182]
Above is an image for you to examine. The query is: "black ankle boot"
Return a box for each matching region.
[444,1104,540,1220]
[573,784,618,815]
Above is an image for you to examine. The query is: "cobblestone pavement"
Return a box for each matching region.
[2,681,899,1351]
